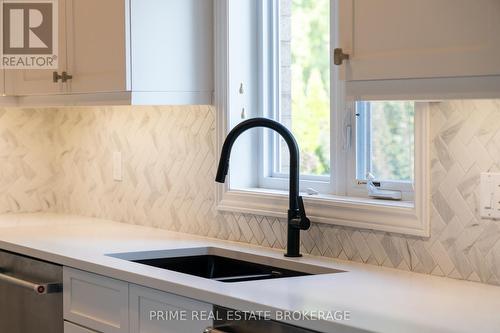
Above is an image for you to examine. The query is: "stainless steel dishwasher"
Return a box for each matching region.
[0,250,63,333]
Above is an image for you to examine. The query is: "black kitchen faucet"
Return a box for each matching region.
[215,118,311,257]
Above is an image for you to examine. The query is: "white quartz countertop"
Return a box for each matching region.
[0,213,499,333]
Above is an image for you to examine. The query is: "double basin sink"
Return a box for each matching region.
[108,247,342,283]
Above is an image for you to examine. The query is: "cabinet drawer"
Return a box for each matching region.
[130,284,212,333]
[63,267,129,333]
[64,321,100,333]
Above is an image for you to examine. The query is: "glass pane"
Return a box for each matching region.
[356,101,415,181]
[278,0,330,176]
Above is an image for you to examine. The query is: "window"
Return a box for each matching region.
[260,0,332,193]
[215,0,430,237]
[356,101,415,182]
[261,1,417,200]
[278,0,330,177]
[352,101,416,201]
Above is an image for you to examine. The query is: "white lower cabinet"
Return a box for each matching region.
[63,268,129,333]
[130,284,213,333]
[64,321,100,333]
[64,267,213,333]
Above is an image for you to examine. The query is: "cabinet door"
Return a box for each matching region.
[130,284,213,333]
[64,322,100,333]
[4,0,67,95]
[339,0,500,81]
[65,0,128,94]
[130,0,214,103]
[63,268,129,333]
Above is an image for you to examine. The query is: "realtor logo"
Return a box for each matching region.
[1,0,58,69]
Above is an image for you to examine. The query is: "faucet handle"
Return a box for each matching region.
[298,196,311,230]
[298,196,306,216]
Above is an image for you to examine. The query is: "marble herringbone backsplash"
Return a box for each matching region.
[0,101,499,285]
[0,108,58,213]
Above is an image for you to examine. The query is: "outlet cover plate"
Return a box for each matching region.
[480,172,500,219]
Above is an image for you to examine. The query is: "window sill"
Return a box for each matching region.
[216,187,429,237]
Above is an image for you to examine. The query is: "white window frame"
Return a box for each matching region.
[214,0,430,237]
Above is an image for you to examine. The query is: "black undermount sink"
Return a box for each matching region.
[108,247,342,283]
[132,255,311,283]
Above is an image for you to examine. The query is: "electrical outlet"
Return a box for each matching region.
[480,173,500,219]
[113,152,123,182]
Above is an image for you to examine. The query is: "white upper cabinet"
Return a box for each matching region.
[338,0,500,98]
[130,0,213,105]
[65,0,128,94]
[3,0,213,105]
[4,0,67,96]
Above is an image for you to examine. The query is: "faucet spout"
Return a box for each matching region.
[215,118,311,257]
